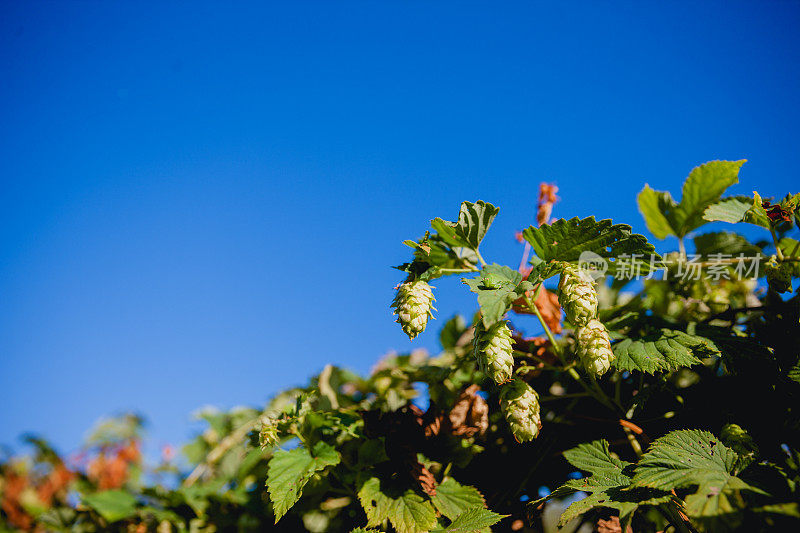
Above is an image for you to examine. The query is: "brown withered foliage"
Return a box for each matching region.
[762,199,793,223]
[0,461,74,531]
[448,384,489,438]
[511,334,557,377]
[512,287,563,334]
[1,470,32,530]
[536,183,559,227]
[87,440,140,490]
[597,516,633,533]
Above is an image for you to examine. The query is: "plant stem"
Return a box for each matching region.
[770,226,785,261]
[474,249,488,267]
[678,237,687,260]
[524,292,561,358]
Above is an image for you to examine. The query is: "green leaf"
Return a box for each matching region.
[521,216,658,274]
[693,231,761,258]
[563,439,631,476]
[358,477,437,533]
[83,490,138,523]
[431,200,499,251]
[463,264,526,327]
[531,440,671,527]
[358,477,393,527]
[631,429,764,531]
[703,193,771,229]
[675,160,746,235]
[431,478,485,520]
[397,234,479,281]
[638,185,679,239]
[454,200,499,250]
[267,441,341,522]
[788,358,800,384]
[436,506,507,532]
[612,329,716,374]
[440,315,468,350]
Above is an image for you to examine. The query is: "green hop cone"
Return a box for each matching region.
[765,257,792,293]
[500,378,541,442]
[575,319,615,376]
[259,418,280,449]
[391,280,436,339]
[558,264,598,326]
[473,320,514,384]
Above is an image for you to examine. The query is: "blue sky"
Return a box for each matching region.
[1,1,799,455]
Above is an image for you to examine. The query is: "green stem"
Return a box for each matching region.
[474,248,488,267]
[524,293,562,358]
[678,237,687,260]
[770,226,785,261]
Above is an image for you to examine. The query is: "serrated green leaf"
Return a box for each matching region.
[350,528,380,533]
[463,264,526,327]
[83,490,138,523]
[390,492,437,533]
[358,477,437,533]
[522,216,658,274]
[267,442,340,522]
[638,185,679,239]
[531,440,671,527]
[562,440,631,476]
[684,483,745,532]
[631,429,756,490]
[788,358,800,384]
[703,193,771,229]
[431,201,499,251]
[431,478,485,520]
[436,506,507,532]
[675,160,746,235]
[397,234,479,281]
[693,231,761,258]
[455,200,499,250]
[358,477,392,527]
[612,329,715,374]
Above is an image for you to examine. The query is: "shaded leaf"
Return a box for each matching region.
[83,490,138,523]
[693,231,761,258]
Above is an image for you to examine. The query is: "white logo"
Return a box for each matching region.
[578,251,608,280]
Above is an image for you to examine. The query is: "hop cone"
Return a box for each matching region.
[473,320,514,384]
[575,319,615,376]
[500,378,541,442]
[558,264,598,326]
[765,258,792,293]
[391,280,436,339]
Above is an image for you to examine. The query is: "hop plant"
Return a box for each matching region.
[575,319,615,376]
[473,320,514,384]
[500,378,541,442]
[391,280,436,339]
[259,418,280,449]
[765,257,792,293]
[558,264,598,326]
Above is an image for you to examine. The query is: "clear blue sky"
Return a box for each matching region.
[1,1,799,455]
